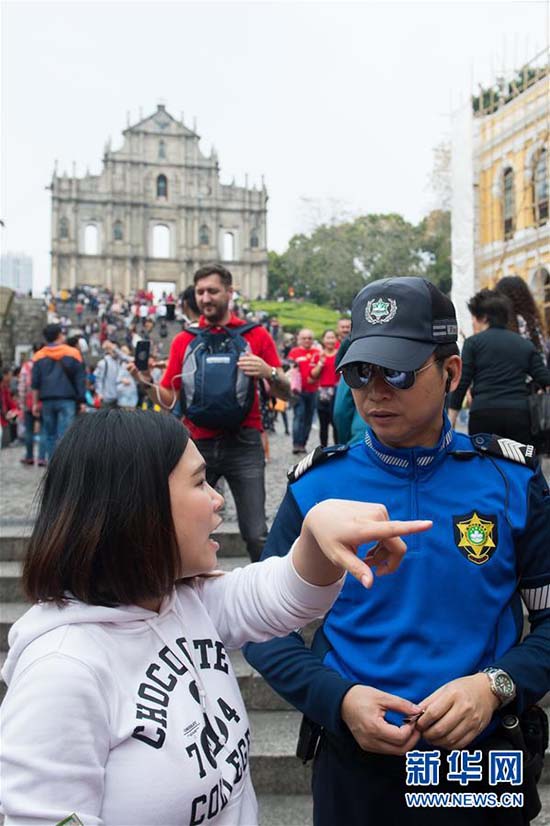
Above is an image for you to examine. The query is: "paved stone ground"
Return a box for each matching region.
[1,418,549,526]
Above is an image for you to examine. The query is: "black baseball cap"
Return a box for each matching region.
[336,277,458,372]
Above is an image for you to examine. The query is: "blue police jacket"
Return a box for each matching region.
[244,415,550,737]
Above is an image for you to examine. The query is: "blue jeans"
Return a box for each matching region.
[41,399,76,457]
[23,411,46,461]
[292,391,318,449]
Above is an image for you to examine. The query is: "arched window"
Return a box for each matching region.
[59,217,69,240]
[113,221,123,241]
[153,224,170,258]
[156,174,168,198]
[159,140,166,160]
[503,167,515,240]
[250,228,259,248]
[199,224,210,246]
[84,224,99,255]
[222,232,234,261]
[534,149,548,225]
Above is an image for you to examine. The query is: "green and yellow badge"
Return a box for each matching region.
[453,511,498,565]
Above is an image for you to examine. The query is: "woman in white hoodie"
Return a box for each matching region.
[0,409,430,826]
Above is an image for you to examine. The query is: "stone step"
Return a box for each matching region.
[534,786,550,824]
[0,524,247,561]
[231,649,291,712]
[217,557,250,573]
[0,651,4,702]
[0,603,28,651]
[0,528,31,562]
[0,561,24,602]
[0,556,252,602]
[258,794,312,826]
[213,528,249,558]
[249,710,311,794]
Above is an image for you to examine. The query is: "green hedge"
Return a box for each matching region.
[248,300,343,338]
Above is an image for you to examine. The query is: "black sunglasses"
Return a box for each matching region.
[341,360,439,391]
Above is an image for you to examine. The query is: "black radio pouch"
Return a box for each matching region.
[481,705,548,825]
[296,715,322,764]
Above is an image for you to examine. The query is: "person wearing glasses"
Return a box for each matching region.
[245,276,550,825]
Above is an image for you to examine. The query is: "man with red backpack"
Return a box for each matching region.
[133,264,289,561]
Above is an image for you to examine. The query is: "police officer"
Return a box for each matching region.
[245,276,550,825]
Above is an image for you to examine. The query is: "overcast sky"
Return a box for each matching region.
[1,0,548,294]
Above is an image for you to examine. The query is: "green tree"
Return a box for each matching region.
[273,213,424,308]
[266,250,291,298]
[416,210,452,295]
[267,209,452,307]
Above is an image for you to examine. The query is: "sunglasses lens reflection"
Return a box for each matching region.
[342,363,416,390]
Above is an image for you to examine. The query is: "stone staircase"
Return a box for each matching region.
[0,290,47,365]
[0,525,314,825]
[2,526,549,824]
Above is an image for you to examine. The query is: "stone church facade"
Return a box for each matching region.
[50,105,268,298]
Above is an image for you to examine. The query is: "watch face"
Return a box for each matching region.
[495,672,514,697]
[484,668,516,704]
[494,671,515,698]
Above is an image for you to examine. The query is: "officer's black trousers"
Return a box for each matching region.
[312,735,525,826]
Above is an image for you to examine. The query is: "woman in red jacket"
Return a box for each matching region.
[310,329,340,447]
[1,368,19,448]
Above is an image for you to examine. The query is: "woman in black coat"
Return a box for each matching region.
[448,289,550,445]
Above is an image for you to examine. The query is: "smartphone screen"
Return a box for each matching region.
[134,340,151,371]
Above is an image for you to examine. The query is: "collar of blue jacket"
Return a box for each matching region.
[363,412,455,475]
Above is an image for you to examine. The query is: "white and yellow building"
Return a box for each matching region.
[451,56,549,334]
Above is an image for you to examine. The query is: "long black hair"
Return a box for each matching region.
[23,409,189,606]
[496,275,545,351]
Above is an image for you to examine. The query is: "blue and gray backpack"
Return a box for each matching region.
[180,323,259,430]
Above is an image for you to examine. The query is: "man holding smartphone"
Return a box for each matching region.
[132,263,289,562]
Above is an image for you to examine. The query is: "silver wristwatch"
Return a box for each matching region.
[270,367,278,382]
[482,667,516,706]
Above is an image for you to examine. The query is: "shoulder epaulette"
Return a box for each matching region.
[469,433,538,470]
[287,444,349,484]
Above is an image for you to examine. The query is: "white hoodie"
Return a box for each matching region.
[0,553,343,826]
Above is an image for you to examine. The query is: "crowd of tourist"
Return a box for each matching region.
[1,279,352,465]
[2,274,550,467]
